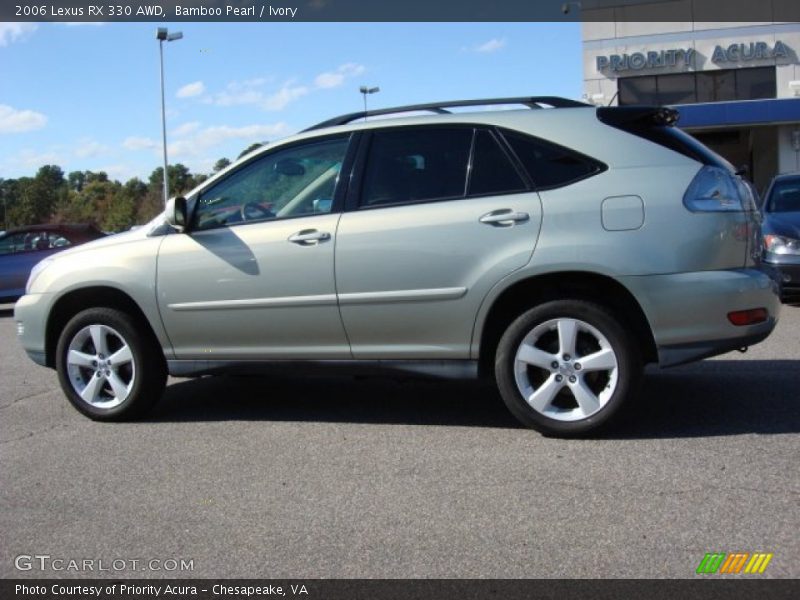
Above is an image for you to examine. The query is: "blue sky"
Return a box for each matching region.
[0,21,582,182]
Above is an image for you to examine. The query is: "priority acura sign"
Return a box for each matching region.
[596,40,791,73]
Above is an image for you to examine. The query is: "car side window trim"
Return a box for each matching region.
[467,128,532,197]
[348,124,535,213]
[185,132,359,233]
[355,126,473,210]
[496,127,608,192]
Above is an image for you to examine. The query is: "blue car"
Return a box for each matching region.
[0,224,105,303]
[761,173,800,306]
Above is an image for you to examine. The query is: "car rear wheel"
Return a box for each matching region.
[495,299,642,437]
[56,307,166,421]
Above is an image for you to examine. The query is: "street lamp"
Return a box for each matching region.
[157,27,183,206]
[359,85,380,120]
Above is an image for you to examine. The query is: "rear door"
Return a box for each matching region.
[334,125,543,358]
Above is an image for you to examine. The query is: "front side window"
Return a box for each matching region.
[360,128,472,207]
[193,136,349,231]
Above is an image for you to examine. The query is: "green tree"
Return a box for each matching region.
[0,178,19,229]
[148,164,193,196]
[102,180,142,232]
[7,165,67,226]
[67,171,86,193]
[213,158,231,172]
[137,188,165,223]
[238,142,264,159]
[25,165,67,224]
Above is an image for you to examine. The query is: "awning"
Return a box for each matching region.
[672,98,800,129]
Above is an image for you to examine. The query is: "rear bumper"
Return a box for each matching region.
[618,268,781,367]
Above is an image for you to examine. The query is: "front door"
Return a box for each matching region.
[157,134,354,359]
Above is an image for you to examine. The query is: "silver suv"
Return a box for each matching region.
[14,97,780,436]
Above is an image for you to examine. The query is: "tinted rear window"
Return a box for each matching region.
[596,106,731,170]
[500,129,604,189]
[361,128,472,207]
[468,130,527,196]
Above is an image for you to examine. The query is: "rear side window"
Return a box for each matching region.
[361,128,472,207]
[468,130,527,196]
[501,129,604,190]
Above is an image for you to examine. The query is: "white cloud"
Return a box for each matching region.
[472,38,507,53]
[99,164,139,182]
[0,23,37,47]
[122,136,159,151]
[169,123,289,159]
[208,63,366,111]
[4,148,63,172]
[74,138,109,158]
[261,82,310,111]
[314,63,366,89]
[212,80,269,107]
[0,104,47,133]
[171,121,201,137]
[176,81,206,98]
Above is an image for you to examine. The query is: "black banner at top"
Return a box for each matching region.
[4,0,800,22]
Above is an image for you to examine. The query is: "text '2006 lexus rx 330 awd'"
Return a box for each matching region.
[15,97,780,436]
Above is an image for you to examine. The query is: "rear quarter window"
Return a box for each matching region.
[500,129,606,190]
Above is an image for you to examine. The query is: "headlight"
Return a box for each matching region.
[26,257,54,293]
[763,234,800,256]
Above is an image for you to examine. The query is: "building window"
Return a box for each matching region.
[618,67,775,106]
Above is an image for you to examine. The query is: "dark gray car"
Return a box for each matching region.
[761,172,800,306]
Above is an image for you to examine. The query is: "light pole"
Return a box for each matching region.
[157,27,183,206]
[359,86,380,120]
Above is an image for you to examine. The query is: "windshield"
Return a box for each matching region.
[767,178,800,213]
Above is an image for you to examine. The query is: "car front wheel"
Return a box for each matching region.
[56,307,166,421]
[495,300,642,437]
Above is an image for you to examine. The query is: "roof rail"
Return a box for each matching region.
[302,96,590,132]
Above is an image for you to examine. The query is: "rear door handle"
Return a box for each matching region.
[479,209,529,227]
[288,229,331,245]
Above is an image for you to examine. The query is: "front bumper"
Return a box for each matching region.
[14,293,53,368]
[763,259,800,306]
[619,268,781,367]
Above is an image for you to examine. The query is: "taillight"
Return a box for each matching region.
[683,166,746,213]
[727,308,768,326]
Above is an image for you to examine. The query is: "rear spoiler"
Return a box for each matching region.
[595,105,729,168]
[596,106,679,127]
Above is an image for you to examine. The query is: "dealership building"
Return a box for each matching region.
[582,18,800,191]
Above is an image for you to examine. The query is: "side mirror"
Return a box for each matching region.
[165,196,188,231]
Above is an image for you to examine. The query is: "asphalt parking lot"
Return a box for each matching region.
[1,304,798,579]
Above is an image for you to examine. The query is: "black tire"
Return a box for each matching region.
[55,307,166,421]
[495,299,642,437]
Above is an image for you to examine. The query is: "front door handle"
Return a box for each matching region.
[479,209,530,227]
[288,229,331,245]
